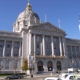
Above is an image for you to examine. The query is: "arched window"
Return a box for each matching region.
[37,61,43,71]
[47,61,53,71]
[56,61,62,70]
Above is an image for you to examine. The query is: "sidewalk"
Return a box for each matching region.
[24,73,59,78]
[0,74,59,79]
[0,76,6,79]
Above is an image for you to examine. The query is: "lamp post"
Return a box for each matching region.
[71,59,74,72]
[29,52,35,77]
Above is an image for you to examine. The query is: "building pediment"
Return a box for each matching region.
[30,22,66,36]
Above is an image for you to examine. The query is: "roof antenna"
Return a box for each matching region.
[58,19,60,28]
[45,14,47,22]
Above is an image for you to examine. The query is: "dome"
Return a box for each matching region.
[17,2,40,22]
[13,1,41,32]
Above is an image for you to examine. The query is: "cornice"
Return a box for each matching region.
[0,36,22,41]
[31,29,64,37]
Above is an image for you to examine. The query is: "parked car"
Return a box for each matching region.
[44,77,61,80]
[5,74,24,80]
[60,73,80,80]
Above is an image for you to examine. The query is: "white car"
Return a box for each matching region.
[60,73,80,80]
[44,77,61,80]
[59,72,69,78]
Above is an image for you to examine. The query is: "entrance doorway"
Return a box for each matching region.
[56,61,61,71]
[47,61,53,71]
[37,61,43,71]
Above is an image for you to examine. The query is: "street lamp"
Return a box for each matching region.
[29,52,35,77]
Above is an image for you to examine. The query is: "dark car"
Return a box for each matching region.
[5,74,24,80]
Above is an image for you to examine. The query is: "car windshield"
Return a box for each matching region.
[64,75,68,78]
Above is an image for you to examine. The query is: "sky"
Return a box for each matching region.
[0,0,80,39]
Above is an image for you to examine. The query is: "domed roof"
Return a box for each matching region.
[17,2,40,21]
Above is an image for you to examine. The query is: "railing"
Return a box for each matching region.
[35,55,65,59]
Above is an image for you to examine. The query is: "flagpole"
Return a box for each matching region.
[58,19,60,28]
[79,14,80,32]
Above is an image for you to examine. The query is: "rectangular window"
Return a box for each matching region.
[13,42,20,57]
[0,40,4,56]
[53,37,60,56]
[5,61,9,69]
[14,60,18,69]
[5,41,12,56]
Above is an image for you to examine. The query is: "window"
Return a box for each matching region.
[5,61,9,69]
[14,60,18,69]
[0,41,4,56]
[36,36,40,42]
[7,44,10,47]
[5,41,12,56]
[37,44,39,48]
[13,42,20,57]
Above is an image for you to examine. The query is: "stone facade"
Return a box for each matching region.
[0,2,79,73]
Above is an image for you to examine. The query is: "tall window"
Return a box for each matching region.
[5,61,9,69]
[72,46,76,58]
[54,37,60,56]
[45,36,51,55]
[5,41,12,56]
[67,46,72,58]
[76,46,80,58]
[13,42,20,57]
[36,35,42,55]
[14,60,18,69]
[0,40,4,56]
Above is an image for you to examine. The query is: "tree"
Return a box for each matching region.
[21,58,29,71]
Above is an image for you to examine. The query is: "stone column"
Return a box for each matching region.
[33,34,36,55]
[3,40,6,57]
[41,42,43,55]
[51,36,54,56]
[62,37,66,56]
[59,37,62,56]
[29,33,32,55]
[42,35,45,55]
[11,41,14,57]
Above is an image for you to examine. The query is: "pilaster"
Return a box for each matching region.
[19,41,21,56]
[3,40,6,57]
[42,35,45,55]
[33,34,36,55]
[59,37,62,56]
[51,36,54,56]
[11,41,14,57]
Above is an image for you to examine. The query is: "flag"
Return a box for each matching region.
[53,54,55,57]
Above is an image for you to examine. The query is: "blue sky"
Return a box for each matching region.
[0,0,80,39]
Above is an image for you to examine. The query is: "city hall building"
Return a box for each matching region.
[0,2,80,73]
